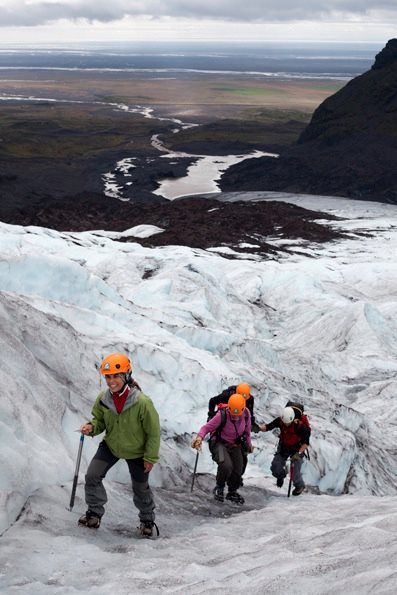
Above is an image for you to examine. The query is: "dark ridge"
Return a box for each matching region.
[372,38,397,70]
[220,39,397,204]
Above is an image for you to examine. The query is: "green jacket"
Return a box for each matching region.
[89,385,160,463]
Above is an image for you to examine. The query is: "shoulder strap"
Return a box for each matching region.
[211,408,227,442]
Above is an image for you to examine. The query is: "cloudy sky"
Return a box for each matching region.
[0,1,395,44]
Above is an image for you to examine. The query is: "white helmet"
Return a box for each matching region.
[281,407,295,425]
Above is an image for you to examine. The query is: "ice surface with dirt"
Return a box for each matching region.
[0,193,396,594]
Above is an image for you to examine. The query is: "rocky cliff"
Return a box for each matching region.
[220,39,397,204]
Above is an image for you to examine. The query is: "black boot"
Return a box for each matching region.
[78,510,101,528]
[292,485,305,496]
[213,485,224,502]
[225,491,245,504]
[139,520,159,538]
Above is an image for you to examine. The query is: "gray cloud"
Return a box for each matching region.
[0,1,395,27]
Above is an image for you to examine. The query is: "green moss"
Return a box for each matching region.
[211,86,286,96]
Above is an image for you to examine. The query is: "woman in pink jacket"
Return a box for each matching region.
[191,394,252,504]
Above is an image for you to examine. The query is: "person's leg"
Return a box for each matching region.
[271,451,289,485]
[227,447,244,492]
[84,441,118,518]
[212,442,233,488]
[291,456,305,491]
[126,458,156,523]
[241,452,248,478]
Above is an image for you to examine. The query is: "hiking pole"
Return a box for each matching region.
[287,460,293,498]
[69,434,84,511]
[191,450,200,492]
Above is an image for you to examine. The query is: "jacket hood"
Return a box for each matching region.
[100,385,141,414]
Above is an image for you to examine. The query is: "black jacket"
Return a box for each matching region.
[208,385,256,425]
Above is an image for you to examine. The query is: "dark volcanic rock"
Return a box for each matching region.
[1,192,344,258]
[220,39,397,204]
[0,150,193,218]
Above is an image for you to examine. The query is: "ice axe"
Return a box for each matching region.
[287,460,293,498]
[190,450,200,492]
[69,433,84,511]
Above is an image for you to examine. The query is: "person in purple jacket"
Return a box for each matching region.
[191,393,252,504]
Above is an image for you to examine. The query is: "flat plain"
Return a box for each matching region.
[0,70,344,218]
[0,69,342,117]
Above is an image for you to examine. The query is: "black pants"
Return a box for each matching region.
[211,442,244,492]
[84,441,155,522]
[270,445,305,489]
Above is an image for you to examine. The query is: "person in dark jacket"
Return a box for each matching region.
[207,383,258,430]
[260,406,310,496]
[78,353,160,537]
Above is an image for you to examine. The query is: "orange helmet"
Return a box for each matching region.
[99,353,132,376]
[236,383,251,398]
[228,394,246,416]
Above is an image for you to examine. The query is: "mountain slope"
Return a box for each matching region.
[220,39,397,204]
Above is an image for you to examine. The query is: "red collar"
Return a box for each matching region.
[111,384,129,414]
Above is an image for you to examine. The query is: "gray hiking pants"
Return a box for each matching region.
[271,448,305,489]
[211,442,244,492]
[85,441,155,522]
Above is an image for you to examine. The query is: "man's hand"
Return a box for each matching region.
[258,423,267,432]
[191,436,203,450]
[144,460,154,473]
[299,444,309,455]
[80,423,93,436]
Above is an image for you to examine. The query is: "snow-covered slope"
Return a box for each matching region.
[0,194,396,594]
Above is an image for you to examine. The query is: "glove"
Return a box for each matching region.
[191,436,203,450]
[291,452,303,462]
[247,445,254,454]
[251,422,260,434]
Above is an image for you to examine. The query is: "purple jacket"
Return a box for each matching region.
[198,409,252,448]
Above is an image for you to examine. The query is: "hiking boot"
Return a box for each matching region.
[225,491,245,505]
[213,485,224,502]
[276,478,284,488]
[78,511,101,529]
[139,520,159,538]
[292,485,305,496]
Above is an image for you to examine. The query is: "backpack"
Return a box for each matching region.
[209,405,229,443]
[285,401,310,429]
[207,385,236,420]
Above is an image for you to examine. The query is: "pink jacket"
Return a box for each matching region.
[198,409,252,448]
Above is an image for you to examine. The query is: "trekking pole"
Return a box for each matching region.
[190,450,200,492]
[69,434,84,511]
[287,460,293,498]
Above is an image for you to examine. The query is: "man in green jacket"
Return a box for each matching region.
[78,353,160,537]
